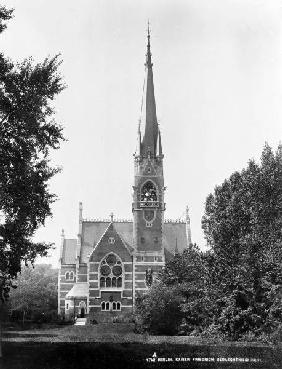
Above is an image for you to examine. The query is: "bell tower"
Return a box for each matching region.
[132,25,165,295]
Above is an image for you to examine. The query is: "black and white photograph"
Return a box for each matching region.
[0,0,282,368]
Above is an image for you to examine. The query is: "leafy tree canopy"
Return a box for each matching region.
[8,264,58,320]
[0,5,65,295]
[136,144,282,341]
[201,143,282,339]
[202,143,282,285]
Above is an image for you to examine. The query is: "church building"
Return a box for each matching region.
[58,28,192,321]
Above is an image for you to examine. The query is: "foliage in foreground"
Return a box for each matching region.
[7,264,58,322]
[135,144,282,342]
[0,5,65,300]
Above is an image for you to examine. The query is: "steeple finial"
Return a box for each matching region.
[146,20,152,68]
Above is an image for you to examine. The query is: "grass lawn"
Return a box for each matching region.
[1,324,281,368]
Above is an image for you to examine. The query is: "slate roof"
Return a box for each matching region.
[162,222,188,254]
[61,239,77,264]
[65,283,88,299]
[62,220,188,265]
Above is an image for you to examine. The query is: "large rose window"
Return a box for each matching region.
[100,253,123,288]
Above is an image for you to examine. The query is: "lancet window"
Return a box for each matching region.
[65,271,74,280]
[101,301,121,311]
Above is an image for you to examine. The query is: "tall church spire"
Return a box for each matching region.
[139,24,159,157]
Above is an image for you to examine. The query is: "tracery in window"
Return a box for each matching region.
[99,253,123,288]
[140,181,157,202]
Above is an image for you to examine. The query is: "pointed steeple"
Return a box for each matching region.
[140,23,159,157]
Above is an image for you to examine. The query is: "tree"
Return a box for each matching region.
[8,264,58,324]
[134,283,183,335]
[135,245,213,335]
[0,5,65,357]
[135,144,282,341]
[0,5,65,284]
[202,143,282,339]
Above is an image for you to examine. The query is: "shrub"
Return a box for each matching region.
[134,283,183,335]
[112,312,134,323]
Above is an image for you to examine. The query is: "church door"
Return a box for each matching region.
[79,301,86,318]
[81,307,85,318]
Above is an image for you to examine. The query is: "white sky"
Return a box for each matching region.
[1,0,282,267]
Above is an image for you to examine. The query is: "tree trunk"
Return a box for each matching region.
[0,302,3,358]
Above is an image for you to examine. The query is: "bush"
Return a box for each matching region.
[134,283,183,335]
[112,312,134,323]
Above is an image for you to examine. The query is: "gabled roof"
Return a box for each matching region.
[61,239,77,264]
[65,283,88,299]
[81,220,187,262]
[89,222,133,262]
[61,219,188,265]
[80,221,134,263]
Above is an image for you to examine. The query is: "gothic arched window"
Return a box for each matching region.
[140,181,158,203]
[99,253,123,289]
[101,300,121,311]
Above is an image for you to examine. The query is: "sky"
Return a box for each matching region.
[1,0,282,267]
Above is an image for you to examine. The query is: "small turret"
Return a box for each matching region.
[79,202,83,223]
[110,212,114,223]
[78,201,83,237]
[59,229,65,261]
[156,128,163,157]
[186,205,192,246]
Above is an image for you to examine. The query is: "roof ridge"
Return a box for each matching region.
[82,218,133,223]
[82,218,186,224]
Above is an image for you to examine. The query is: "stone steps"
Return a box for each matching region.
[74,318,87,326]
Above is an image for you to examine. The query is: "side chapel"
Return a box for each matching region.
[58,28,192,321]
